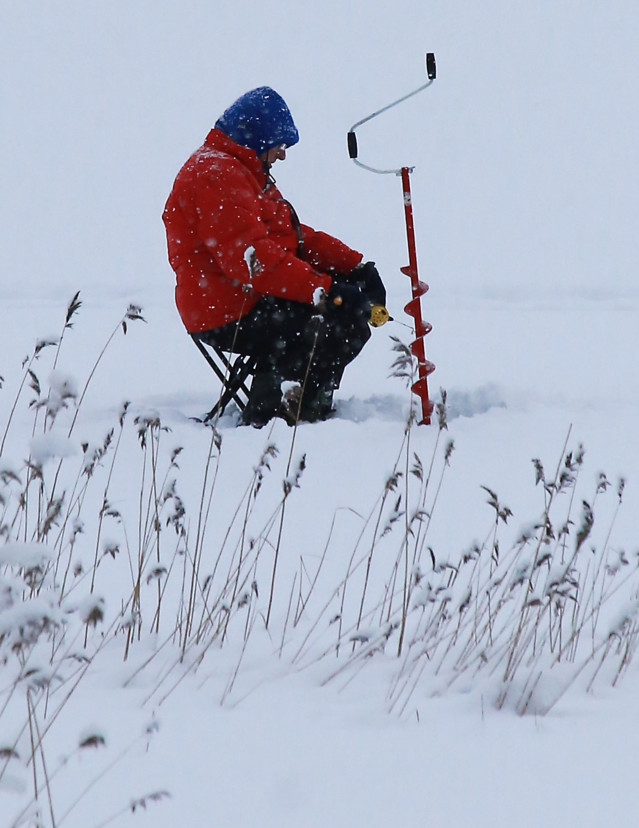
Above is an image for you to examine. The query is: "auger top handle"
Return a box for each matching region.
[347,52,436,175]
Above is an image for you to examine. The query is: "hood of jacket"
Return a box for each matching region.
[214,86,299,155]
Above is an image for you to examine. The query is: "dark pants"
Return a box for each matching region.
[199,296,371,396]
[200,296,371,388]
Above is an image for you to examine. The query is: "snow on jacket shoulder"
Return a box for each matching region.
[163,129,363,333]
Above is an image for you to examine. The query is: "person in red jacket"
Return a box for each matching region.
[163,86,386,426]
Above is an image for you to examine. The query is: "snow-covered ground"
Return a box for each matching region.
[3,2,639,826]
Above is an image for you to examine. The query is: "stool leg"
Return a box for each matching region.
[191,335,257,421]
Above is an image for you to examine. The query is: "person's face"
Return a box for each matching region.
[260,144,287,166]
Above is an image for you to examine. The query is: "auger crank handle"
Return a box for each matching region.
[347,52,436,170]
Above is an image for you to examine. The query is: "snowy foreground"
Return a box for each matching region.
[2,287,639,828]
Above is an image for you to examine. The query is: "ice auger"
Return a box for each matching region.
[347,53,437,425]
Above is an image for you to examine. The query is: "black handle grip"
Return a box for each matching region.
[347,131,358,159]
[426,52,436,80]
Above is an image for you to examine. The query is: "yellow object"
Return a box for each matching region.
[369,305,390,327]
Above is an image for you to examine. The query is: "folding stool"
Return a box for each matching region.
[190,334,257,423]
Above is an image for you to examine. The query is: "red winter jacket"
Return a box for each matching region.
[163,129,363,333]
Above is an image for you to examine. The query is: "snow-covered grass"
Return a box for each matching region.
[2,295,639,826]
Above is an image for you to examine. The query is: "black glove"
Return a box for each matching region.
[326,281,371,319]
[350,261,386,307]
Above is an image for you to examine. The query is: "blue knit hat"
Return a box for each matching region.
[215,87,299,155]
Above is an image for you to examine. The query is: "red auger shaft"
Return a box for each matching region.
[400,167,435,425]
